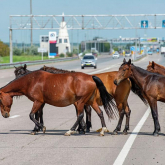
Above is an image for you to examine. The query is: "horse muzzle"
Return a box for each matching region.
[2,111,10,118]
[114,79,118,86]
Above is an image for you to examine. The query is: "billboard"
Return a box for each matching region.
[140,38,158,42]
[49,32,57,58]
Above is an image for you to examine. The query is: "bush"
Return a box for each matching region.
[59,53,65,57]
[66,52,73,57]
[30,46,39,55]
[13,47,22,56]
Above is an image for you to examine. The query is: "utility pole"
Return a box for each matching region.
[30,0,33,46]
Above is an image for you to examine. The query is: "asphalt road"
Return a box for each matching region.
[0,54,165,165]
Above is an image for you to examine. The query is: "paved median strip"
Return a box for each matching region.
[113,107,151,165]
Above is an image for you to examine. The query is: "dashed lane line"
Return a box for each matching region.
[9,115,20,119]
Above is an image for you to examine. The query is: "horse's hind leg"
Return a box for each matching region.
[29,101,46,135]
[32,103,45,134]
[123,104,131,135]
[74,103,86,134]
[65,103,85,136]
[91,102,109,136]
[84,105,92,132]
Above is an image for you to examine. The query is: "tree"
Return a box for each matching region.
[13,47,22,56]
[0,41,10,57]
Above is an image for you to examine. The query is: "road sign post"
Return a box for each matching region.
[38,48,47,60]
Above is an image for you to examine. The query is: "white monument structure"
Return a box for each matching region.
[56,13,71,54]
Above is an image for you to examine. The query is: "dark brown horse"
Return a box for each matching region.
[147,61,165,76]
[14,64,132,135]
[114,58,165,136]
[0,70,118,136]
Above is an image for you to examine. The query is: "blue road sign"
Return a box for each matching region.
[131,46,135,51]
[162,20,165,28]
[141,20,148,28]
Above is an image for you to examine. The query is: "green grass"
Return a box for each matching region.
[0,55,53,63]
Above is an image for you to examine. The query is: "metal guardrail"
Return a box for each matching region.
[0,57,79,69]
[135,54,147,60]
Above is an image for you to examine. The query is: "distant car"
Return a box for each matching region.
[81,55,97,69]
[148,50,153,55]
[125,52,131,57]
[78,52,83,57]
[112,51,120,59]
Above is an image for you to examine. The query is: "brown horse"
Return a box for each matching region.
[14,64,132,135]
[14,65,91,134]
[114,58,165,136]
[0,70,118,136]
[147,61,165,76]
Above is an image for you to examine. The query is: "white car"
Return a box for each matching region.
[112,51,120,59]
[125,52,131,57]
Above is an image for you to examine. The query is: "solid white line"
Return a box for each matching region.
[113,107,151,165]
[9,115,20,119]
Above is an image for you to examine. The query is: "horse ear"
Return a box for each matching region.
[152,61,155,69]
[43,65,46,71]
[128,59,131,65]
[24,64,27,70]
[14,66,17,69]
[123,58,126,63]
[149,61,152,65]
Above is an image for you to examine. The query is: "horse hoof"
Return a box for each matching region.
[30,131,37,135]
[78,130,85,134]
[96,128,102,132]
[123,131,128,135]
[99,133,104,136]
[86,129,90,133]
[104,129,110,133]
[64,132,71,136]
[153,132,159,137]
[42,126,46,134]
[112,131,118,135]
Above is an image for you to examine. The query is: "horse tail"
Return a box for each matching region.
[92,76,119,120]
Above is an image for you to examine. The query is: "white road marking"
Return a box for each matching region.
[9,115,20,118]
[89,63,120,74]
[113,107,151,165]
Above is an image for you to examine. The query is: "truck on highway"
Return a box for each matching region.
[161,47,165,55]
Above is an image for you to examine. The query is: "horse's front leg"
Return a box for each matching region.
[149,99,160,136]
[29,101,46,135]
[84,105,92,132]
[113,103,124,135]
[123,104,131,135]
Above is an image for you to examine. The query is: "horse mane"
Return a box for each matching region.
[121,61,148,105]
[0,70,39,90]
[129,77,148,105]
[40,66,75,74]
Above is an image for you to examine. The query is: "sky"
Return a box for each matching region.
[0,0,165,44]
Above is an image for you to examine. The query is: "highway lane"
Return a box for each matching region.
[0,54,165,165]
